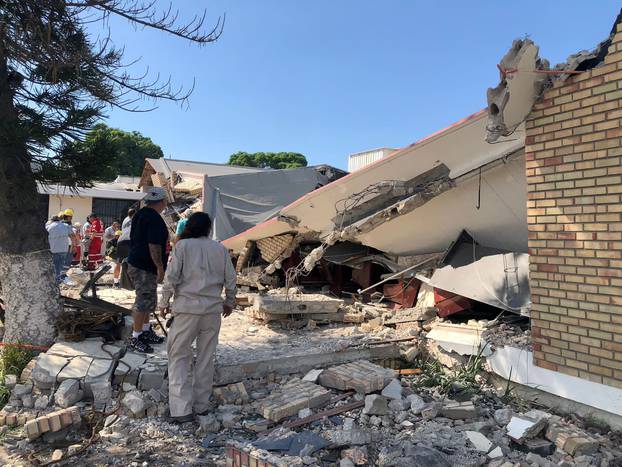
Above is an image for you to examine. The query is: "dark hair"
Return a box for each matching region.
[128,208,136,217]
[178,212,212,240]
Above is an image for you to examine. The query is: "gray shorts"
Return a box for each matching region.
[128,264,157,314]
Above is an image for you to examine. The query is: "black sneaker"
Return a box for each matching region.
[139,327,165,345]
[127,336,153,353]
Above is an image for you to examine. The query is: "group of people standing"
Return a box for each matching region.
[45,210,135,285]
[46,187,237,423]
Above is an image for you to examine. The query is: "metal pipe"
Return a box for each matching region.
[356,255,439,295]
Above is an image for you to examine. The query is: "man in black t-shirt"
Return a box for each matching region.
[127,187,170,353]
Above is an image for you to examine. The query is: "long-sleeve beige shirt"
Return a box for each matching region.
[160,237,237,315]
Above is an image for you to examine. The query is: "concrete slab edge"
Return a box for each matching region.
[214,344,401,386]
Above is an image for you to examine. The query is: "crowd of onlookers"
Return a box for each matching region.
[45,208,136,286]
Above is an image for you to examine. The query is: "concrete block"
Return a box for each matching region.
[522,438,555,457]
[137,365,166,391]
[380,379,403,400]
[318,360,394,394]
[47,339,123,360]
[407,394,426,414]
[114,351,146,385]
[488,446,503,459]
[4,374,17,389]
[25,419,41,440]
[122,390,147,418]
[252,294,343,315]
[91,381,112,410]
[32,354,69,389]
[465,431,492,452]
[12,383,32,397]
[259,380,331,422]
[507,412,548,443]
[302,369,323,383]
[54,379,82,408]
[439,400,477,419]
[363,395,389,416]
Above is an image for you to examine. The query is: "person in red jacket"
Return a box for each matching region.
[87,213,104,270]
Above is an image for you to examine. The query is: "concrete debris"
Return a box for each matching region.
[197,413,221,434]
[318,360,394,394]
[121,390,147,418]
[328,424,373,446]
[213,382,249,405]
[251,293,343,316]
[7,268,617,467]
[259,379,331,422]
[91,381,112,410]
[439,400,477,419]
[342,445,368,465]
[380,378,403,400]
[301,369,323,383]
[494,407,513,426]
[54,379,82,408]
[363,395,389,415]
[523,438,555,457]
[465,430,493,452]
[486,39,550,143]
[407,394,426,414]
[545,422,600,456]
[4,374,17,389]
[507,412,548,443]
[488,446,504,459]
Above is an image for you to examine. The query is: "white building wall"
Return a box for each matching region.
[48,195,93,225]
[347,148,396,172]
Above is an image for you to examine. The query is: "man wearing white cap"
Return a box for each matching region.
[126,187,169,353]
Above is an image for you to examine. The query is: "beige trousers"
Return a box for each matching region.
[167,312,221,417]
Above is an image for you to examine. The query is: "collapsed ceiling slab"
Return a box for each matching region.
[223,110,526,256]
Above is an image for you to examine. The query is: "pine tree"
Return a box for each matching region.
[0,1,222,344]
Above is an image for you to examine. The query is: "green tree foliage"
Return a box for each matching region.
[228,151,308,169]
[63,124,164,181]
[0,0,222,345]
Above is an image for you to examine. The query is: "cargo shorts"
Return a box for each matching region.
[128,264,158,314]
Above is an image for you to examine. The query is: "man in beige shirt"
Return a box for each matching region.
[158,212,236,423]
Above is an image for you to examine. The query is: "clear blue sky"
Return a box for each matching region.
[103,1,622,170]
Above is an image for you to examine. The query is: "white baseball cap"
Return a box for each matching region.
[143,187,167,202]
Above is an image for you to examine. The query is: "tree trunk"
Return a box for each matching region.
[0,40,61,345]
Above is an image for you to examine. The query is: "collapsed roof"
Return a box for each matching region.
[223,110,527,257]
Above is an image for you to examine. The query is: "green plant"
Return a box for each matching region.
[0,345,37,409]
[412,345,487,396]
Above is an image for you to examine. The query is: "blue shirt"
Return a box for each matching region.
[176,218,188,236]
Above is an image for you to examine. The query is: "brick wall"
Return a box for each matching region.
[526,22,622,389]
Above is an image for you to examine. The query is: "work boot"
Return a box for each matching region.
[139,327,165,345]
[167,413,194,424]
[127,336,153,354]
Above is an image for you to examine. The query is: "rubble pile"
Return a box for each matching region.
[3,343,620,466]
